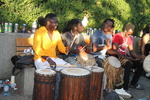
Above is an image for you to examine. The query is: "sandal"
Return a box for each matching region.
[129,84,144,90]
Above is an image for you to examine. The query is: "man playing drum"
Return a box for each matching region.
[61,19,95,67]
[141,23,150,58]
[33,13,70,70]
[91,19,134,98]
[90,19,115,67]
[141,24,150,78]
[112,24,144,92]
[33,13,71,100]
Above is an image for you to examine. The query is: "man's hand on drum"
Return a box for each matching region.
[41,56,56,70]
[117,53,125,59]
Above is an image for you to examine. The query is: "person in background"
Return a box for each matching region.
[112,24,144,91]
[61,19,86,67]
[141,24,150,58]
[90,19,132,99]
[90,19,115,67]
[33,13,70,69]
[141,24,150,78]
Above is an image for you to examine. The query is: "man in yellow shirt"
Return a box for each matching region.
[33,13,70,70]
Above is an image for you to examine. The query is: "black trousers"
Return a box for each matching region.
[123,60,143,90]
[95,57,143,90]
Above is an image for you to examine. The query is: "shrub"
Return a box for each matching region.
[0,0,149,36]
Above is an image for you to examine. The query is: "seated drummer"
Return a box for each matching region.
[33,13,70,69]
[141,24,150,78]
[112,24,144,91]
[61,19,87,67]
[90,19,142,98]
[141,23,150,58]
[90,19,116,67]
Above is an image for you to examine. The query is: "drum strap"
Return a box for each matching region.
[34,79,56,84]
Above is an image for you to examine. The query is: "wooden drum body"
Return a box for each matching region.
[103,56,122,89]
[33,69,56,100]
[60,68,90,100]
[84,66,104,100]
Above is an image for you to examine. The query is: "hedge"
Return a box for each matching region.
[0,0,149,36]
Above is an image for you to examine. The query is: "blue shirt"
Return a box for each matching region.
[90,30,112,55]
[91,30,112,46]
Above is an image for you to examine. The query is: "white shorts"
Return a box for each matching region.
[34,57,70,71]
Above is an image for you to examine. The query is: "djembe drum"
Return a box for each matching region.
[60,68,90,100]
[103,56,123,89]
[54,65,71,100]
[76,51,96,67]
[143,54,150,73]
[33,69,56,100]
[84,66,104,100]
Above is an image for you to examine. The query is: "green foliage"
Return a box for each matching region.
[0,0,149,36]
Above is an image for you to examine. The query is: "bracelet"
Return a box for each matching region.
[46,57,50,61]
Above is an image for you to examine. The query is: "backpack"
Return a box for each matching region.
[11,54,34,75]
[104,89,120,100]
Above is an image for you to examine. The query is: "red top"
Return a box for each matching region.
[112,32,133,55]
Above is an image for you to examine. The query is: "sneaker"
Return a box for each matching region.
[129,84,144,90]
[125,90,133,98]
[115,88,131,98]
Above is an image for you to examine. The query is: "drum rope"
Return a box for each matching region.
[103,57,123,89]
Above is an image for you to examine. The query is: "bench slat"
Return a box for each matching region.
[16,38,33,55]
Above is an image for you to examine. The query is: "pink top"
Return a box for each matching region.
[112,32,133,55]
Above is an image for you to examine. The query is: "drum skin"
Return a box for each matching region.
[60,68,90,100]
[33,69,56,100]
[103,56,123,89]
[143,55,150,72]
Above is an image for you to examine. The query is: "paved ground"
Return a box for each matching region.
[124,75,150,100]
[0,73,150,100]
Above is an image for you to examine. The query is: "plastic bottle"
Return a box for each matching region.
[32,20,37,33]
[86,28,90,35]
[22,24,26,33]
[3,79,10,96]
[93,28,97,33]
[10,75,15,84]
[14,23,18,33]
[8,23,12,33]
[4,23,9,33]
[3,85,9,96]
[1,22,5,33]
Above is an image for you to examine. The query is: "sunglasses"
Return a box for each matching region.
[128,34,132,36]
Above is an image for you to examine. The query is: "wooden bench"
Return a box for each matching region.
[15,37,35,96]
[16,38,33,55]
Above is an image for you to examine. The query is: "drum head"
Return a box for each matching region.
[36,69,56,76]
[61,68,90,76]
[55,66,69,72]
[84,66,104,72]
[107,56,121,68]
[143,55,150,72]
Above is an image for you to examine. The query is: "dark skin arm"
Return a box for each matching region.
[41,56,56,69]
[92,38,111,52]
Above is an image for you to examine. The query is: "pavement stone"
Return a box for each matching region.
[0,74,150,100]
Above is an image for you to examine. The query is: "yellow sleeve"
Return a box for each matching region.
[33,30,42,59]
[57,33,67,54]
